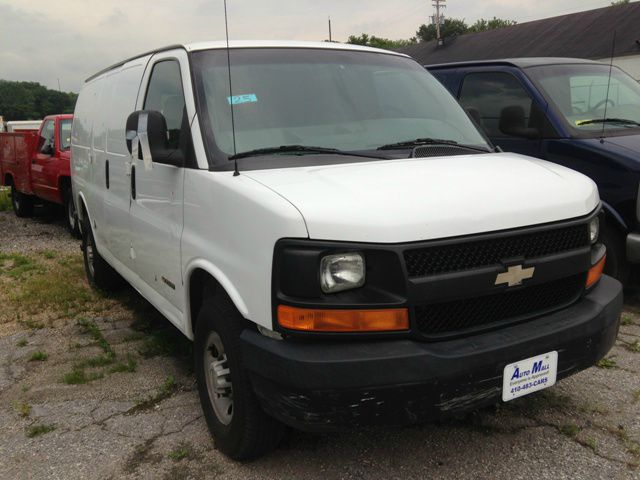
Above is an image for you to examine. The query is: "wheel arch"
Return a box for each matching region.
[185,260,249,340]
[4,172,13,186]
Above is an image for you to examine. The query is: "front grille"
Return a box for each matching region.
[414,274,585,338]
[404,223,589,278]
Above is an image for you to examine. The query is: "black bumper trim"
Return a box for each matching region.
[242,276,622,431]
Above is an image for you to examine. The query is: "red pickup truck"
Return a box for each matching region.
[0,114,79,235]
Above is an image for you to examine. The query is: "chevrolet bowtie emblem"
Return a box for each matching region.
[495,265,535,287]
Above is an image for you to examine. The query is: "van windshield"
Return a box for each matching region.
[191,48,489,166]
[527,63,640,137]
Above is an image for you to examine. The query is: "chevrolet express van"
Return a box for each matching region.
[71,41,623,460]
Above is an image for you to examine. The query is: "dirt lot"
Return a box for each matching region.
[0,207,638,480]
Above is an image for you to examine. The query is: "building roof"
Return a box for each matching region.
[87,41,408,82]
[400,3,640,66]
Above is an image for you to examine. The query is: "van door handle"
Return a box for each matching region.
[105,160,110,189]
[131,164,136,200]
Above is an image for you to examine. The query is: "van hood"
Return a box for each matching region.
[244,153,599,243]
[600,133,640,154]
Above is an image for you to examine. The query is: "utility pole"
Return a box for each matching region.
[431,0,446,44]
[328,16,332,42]
[57,78,61,92]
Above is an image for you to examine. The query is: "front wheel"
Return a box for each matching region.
[11,185,34,218]
[195,290,284,460]
[64,189,81,238]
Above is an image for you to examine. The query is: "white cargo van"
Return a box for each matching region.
[71,41,623,460]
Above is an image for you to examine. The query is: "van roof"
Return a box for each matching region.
[86,40,409,83]
[425,57,604,70]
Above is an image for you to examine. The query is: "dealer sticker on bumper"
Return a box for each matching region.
[502,351,558,402]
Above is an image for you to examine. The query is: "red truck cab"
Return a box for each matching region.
[0,114,78,235]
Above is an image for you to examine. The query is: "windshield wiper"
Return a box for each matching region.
[376,138,491,153]
[576,118,640,127]
[229,145,388,160]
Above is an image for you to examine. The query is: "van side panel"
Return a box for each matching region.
[102,59,148,266]
[71,77,102,232]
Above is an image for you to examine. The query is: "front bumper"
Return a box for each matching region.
[241,276,623,432]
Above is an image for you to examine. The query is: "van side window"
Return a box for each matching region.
[459,72,535,138]
[143,60,186,150]
[38,119,55,154]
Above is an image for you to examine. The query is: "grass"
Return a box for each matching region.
[168,444,191,461]
[108,356,137,374]
[62,320,137,384]
[29,351,48,362]
[40,250,56,260]
[634,389,640,403]
[620,313,635,326]
[585,437,597,452]
[16,338,27,347]
[128,375,178,414]
[0,187,11,212]
[62,368,104,385]
[596,357,617,369]
[12,401,31,418]
[628,340,640,353]
[0,252,39,278]
[138,327,191,359]
[26,424,55,438]
[559,423,581,438]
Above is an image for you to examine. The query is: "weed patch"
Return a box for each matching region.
[128,376,178,414]
[0,253,39,278]
[0,188,11,212]
[29,351,48,362]
[12,401,31,418]
[63,368,104,385]
[596,357,617,369]
[16,338,27,347]
[559,423,581,437]
[620,313,635,326]
[26,424,55,438]
[168,444,192,461]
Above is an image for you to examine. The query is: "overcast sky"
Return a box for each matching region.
[0,0,618,92]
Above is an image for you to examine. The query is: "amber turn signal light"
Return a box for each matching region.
[277,305,409,332]
[586,254,606,289]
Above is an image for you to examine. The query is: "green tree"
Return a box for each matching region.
[347,33,417,50]
[611,0,630,5]
[468,17,517,33]
[0,80,77,121]
[416,18,468,42]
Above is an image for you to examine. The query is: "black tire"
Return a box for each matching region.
[11,185,34,218]
[601,226,628,283]
[64,189,81,238]
[81,214,122,291]
[194,289,285,460]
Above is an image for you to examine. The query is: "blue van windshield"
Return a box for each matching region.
[191,48,489,164]
[528,63,640,136]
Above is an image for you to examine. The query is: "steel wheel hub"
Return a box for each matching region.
[204,331,233,425]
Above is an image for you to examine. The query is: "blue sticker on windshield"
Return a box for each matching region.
[227,94,258,105]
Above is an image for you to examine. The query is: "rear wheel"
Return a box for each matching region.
[81,215,122,291]
[11,185,34,218]
[195,289,285,460]
[64,189,81,238]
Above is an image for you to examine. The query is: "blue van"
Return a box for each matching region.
[427,58,640,281]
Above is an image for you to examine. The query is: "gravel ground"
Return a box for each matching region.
[0,209,638,480]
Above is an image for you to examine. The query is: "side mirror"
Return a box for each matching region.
[499,105,540,140]
[41,143,54,155]
[125,110,184,167]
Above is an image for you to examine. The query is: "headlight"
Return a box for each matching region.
[320,252,365,293]
[589,217,600,244]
